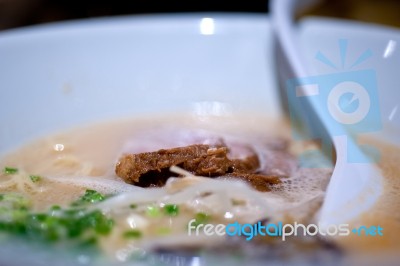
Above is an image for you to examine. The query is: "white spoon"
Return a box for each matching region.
[271,0,383,227]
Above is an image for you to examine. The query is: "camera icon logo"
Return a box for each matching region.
[286,40,382,166]
[328,81,370,125]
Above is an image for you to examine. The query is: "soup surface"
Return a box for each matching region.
[0,114,396,264]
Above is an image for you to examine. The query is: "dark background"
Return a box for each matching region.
[0,0,271,30]
[1,0,399,31]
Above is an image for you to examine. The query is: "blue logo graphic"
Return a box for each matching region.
[286,39,382,166]
[351,225,383,236]
[188,219,384,240]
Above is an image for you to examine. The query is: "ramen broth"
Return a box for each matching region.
[0,114,396,262]
[335,137,400,254]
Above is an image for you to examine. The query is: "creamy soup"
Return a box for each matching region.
[0,114,396,264]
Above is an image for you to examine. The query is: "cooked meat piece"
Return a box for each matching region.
[182,146,232,176]
[231,154,260,173]
[116,144,248,185]
[115,142,284,191]
[221,173,281,192]
[130,168,173,188]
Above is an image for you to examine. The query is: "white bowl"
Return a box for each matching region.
[0,14,285,266]
[1,12,399,265]
[0,14,280,155]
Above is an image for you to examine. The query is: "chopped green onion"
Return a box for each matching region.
[50,205,61,211]
[91,210,114,235]
[1,194,30,209]
[29,175,42,183]
[146,205,160,218]
[0,193,114,248]
[123,229,142,239]
[156,227,171,235]
[72,189,106,206]
[3,167,18,175]
[196,212,210,222]
[164,204,179,216]
[192,212,211,227]
[80,189,105,203]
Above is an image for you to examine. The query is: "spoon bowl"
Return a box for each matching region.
[271,0,391,227]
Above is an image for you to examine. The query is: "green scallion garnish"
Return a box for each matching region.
[123,229,142,239]
[0,193,114,246]
[71,189,106,206]
[29,175,42,183]
[192,212,211,227]
[3,167,18,175]
[146,205,160,218]
[164,204,179,216]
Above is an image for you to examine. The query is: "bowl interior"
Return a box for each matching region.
[0,14,280,154]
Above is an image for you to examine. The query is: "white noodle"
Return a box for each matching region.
[0,171,41,193]
[48,176,143,194]
[93,188,167,214]
[169,165,195,177]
